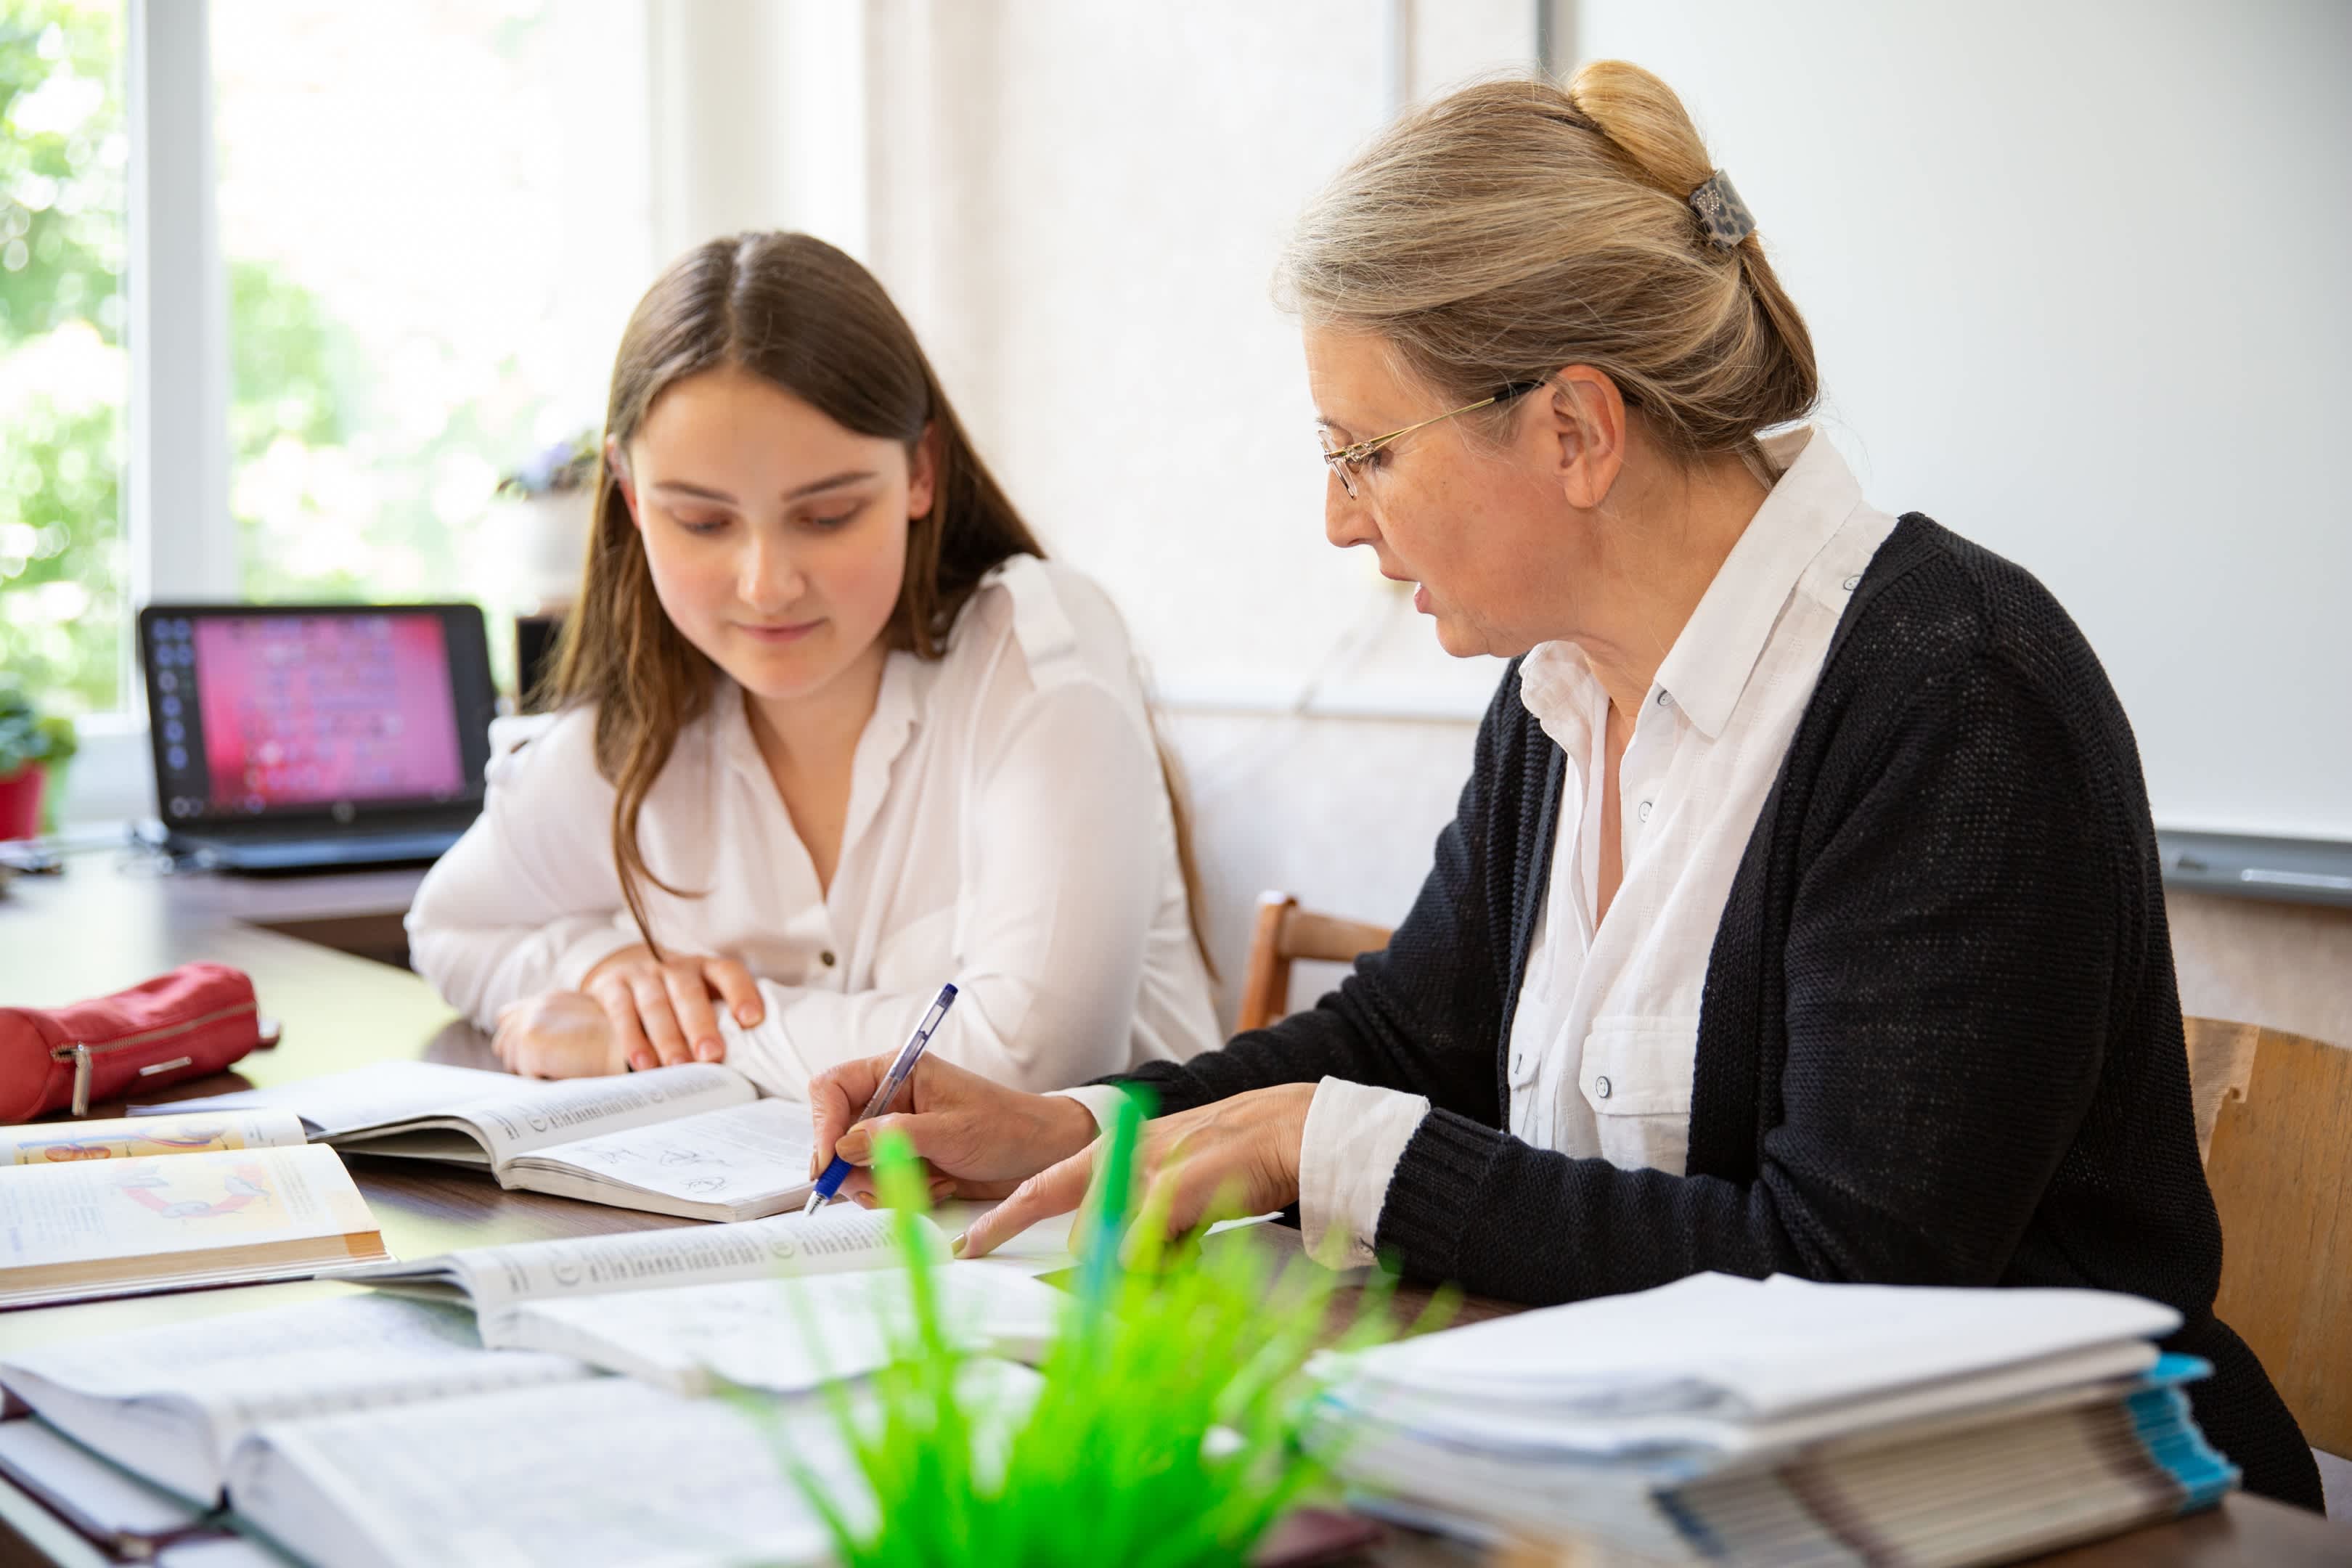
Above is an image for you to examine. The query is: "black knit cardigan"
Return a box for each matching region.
[1114,515,2321,1509]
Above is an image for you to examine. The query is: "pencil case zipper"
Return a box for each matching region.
[49,1000,277,1116]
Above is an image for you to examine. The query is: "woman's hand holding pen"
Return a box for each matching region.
[804,1053,1314,1257]
[806,1054,1100,1205]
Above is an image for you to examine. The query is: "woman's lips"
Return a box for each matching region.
[736,619,821,645]
[1413,584,1431,614]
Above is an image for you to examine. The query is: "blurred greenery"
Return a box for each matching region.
[7,0,571,715]
[780,1108,1428,1567]
[0,0,126,715]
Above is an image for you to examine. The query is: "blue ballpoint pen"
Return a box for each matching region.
[803,982,960,1214]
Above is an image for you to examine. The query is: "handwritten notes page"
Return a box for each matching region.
[0,1294,589,1503]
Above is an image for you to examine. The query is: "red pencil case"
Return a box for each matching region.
[1,963,279,1122]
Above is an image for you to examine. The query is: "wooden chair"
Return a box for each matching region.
[1234,892,1392,1033]
[2185,1016,2352,1467]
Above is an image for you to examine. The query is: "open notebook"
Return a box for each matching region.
[0,1112,387,1310]
[146,1061,817,1221]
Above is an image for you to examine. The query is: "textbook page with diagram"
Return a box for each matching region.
[147,1060,817,1222]
[0,1143,388,1310]
[1,1109,310,1165]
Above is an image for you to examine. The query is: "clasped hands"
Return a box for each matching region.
[491,944,761,1078]
[803,1053,1317,1259]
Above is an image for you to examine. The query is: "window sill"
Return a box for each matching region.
[53,713,154,825]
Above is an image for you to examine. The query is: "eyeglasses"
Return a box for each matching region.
[1319,378,1548,499]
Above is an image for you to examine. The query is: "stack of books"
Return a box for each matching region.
[1312,1272,2237,1566]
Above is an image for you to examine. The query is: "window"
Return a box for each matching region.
[0,0,127,716]
[210,0,653,665]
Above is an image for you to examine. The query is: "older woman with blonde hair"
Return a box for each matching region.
[806,63,2322,1507]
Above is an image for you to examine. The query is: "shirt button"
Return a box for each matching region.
[1655,690,1673,708]
[1595,1076,1613,1100]
[1842,575,1861,591]
[820,950,837,968]
[1638,800,1653,822]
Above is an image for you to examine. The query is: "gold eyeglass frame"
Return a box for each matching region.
[1320,378,1548,498]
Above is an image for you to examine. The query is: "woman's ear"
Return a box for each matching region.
[605,438,641,528]
[906,425,940,522]
[1543,367,1628,511]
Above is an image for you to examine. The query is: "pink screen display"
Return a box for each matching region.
[193,615,462,807]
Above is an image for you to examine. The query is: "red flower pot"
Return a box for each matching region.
[0,766,44,841]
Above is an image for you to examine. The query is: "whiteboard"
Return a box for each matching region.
[1579,0,2352,841]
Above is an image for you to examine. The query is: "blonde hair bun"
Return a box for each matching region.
[1278,62,1817,465]
[1565,58,1715,202]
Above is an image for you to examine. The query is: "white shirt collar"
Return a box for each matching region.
[1520,425,1863,743]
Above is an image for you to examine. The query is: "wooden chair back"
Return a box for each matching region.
[2184,1016,2262,1164]
[1234,892,1392,1033]
[2188,1016,2352,1460]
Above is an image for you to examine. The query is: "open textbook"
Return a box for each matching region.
[146,1060,817,1221]
[342,1201,939,1316]
[0,1141,388,1310]
[0,1295,590,1503]
[3,1108,311,1164]
[227,1363,1042,1568]
[0,1211,1063,1508]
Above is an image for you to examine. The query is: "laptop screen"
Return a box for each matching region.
[139,604,496,826]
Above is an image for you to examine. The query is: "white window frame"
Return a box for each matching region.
[63,0,230,824]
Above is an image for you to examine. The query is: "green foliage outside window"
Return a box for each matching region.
[0,0,126,714]
[4,0,552,711]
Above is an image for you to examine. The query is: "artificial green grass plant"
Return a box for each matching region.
[785,1090,1414,1567]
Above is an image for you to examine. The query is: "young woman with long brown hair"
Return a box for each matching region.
[407,232,1219,1097]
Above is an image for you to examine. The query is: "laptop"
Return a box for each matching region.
[136,603,497,873]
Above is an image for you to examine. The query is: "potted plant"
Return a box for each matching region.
[496,431,601,610]
[769,1095,1437,1567]
[0,689,75,841]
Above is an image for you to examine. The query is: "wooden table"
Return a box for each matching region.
[1,863,2345,1567]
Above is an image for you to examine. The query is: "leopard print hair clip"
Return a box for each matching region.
[1688,169,1756,250]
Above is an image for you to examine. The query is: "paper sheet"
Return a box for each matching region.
[1336,1271,2181,1421]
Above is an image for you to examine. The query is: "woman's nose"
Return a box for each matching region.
[1325,471,1379,551]
[738,530,804,611]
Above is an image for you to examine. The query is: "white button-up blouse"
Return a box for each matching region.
[1297,428,1899,1263]
[407,555,1221,1099]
